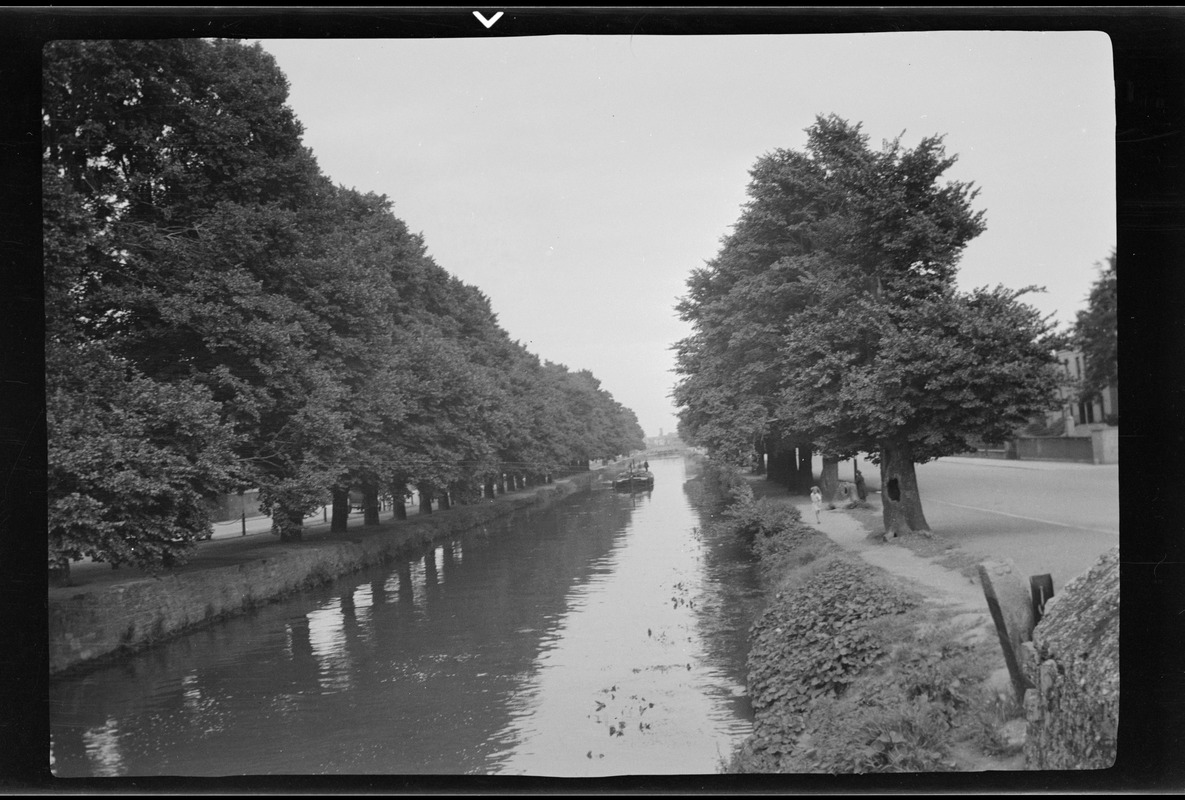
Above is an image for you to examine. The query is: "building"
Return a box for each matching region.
[1048,348,1118,436]
[644,428,685,450]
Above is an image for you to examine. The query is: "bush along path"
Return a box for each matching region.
[702,466,1027,774]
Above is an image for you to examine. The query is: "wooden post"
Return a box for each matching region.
[978,560,1037,703]
[1030,574,1055,625]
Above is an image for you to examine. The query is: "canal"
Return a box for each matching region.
[49,455,764,777]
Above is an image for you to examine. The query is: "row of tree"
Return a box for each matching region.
[45,39,644,579]
[1073,250,1118,415]
[672,115,1067,535]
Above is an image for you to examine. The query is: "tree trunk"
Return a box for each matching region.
[796,445,814,493]
[276,507,304,542]
[331,486,350,533]
[854,461,868,501]
[362,480,381,525]
[767,445,792,485]
[879,442,931,537]
[389,478,408,520]
[423,549,438,586]
[417,482,433,515]
[820,455,840,503]
[49,557,71,587]
[753,440,766,475]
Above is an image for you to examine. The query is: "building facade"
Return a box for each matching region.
[1050,348,1118,436]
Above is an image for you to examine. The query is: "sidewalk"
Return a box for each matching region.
[796,491,991,630]
[934,456,1118,472]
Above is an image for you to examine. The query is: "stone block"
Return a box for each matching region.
[978,559,1037,703]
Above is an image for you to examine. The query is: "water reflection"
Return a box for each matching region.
[49,457,762,777]
[81,717,125,777]
[492,457,758,776]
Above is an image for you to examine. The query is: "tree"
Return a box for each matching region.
[776,282,1060,534]
[675,115,1061,535]
[44,39,350,543]
[1074,250,1118,415]
[44,167,240,578]
[43,37,652,568]
[46,336,240,579]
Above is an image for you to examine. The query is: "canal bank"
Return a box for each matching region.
[50,455,760,778]
[696,466,1030,776]
[49,469,606,676]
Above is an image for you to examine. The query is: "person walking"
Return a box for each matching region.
[810,486,823,524]
[854,469,867,501]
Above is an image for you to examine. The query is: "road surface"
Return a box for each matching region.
[851,455,1119,591]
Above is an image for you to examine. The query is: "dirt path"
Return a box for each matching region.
[743,478,1026,771]
[800,490,1029,770]
[798,495,995,640]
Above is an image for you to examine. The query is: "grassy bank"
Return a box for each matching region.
[695,463,1026,774]
[49,470,601,676]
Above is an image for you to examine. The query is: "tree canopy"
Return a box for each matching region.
[45,39,645,577]
[1073,250,1118,403]
[674,115,1061,535]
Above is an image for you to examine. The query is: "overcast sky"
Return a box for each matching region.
[256,31,1115,439]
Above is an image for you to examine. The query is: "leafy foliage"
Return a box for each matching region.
[674,115,1061,532]
[47,341,239,572]
[44,39,646,569]
[743,559,918,764]
[774,624,1000,774]
[721,496,802,542]
[784,689,961,774]
[1073,250,1117,402]
[728,523,1017,774]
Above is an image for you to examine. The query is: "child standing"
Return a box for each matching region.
[810,486,822,524]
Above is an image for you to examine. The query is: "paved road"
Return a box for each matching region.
[850,455,1119,592]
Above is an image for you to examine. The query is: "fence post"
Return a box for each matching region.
[1030,574,1055,625]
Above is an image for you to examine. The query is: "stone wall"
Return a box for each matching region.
[49,475,595,675]
[1021,546,1119,769]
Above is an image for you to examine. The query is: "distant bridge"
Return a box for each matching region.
[636,446,698,459]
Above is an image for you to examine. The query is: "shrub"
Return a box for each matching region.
[788,688,960,773]
[723,497,801,542]
[696,459,752,512]
[739,559,921,771]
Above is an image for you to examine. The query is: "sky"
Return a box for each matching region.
[256,30,1115,439]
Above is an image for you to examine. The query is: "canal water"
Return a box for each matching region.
[49,456,764,777]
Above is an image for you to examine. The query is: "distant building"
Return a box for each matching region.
[1046,348,1118,436]
[644,428,685,449]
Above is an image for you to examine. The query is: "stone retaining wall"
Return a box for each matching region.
[49,473,598,675]
[1021,545,1119,769]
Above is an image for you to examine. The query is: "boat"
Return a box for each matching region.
[612,469,654,492]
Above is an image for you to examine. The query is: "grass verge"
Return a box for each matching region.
[701,463,1026,774]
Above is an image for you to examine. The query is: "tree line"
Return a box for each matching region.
[673,115,1077,536]
[44,39,645,579]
